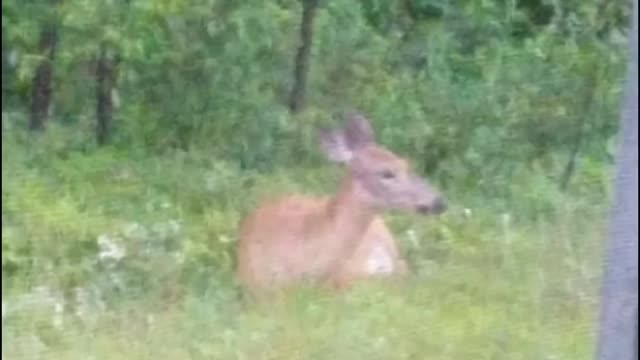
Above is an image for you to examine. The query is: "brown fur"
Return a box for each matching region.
[236,114,445,295]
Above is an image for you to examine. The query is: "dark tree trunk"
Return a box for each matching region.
[29,22,58,131]
[288,0,320,114]
[95,44,119,145]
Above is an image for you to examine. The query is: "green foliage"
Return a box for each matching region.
[2,0,630,168]
[2,124,610,358]
[1,0,632,358]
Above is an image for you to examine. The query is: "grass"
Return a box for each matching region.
[2,128,609,359]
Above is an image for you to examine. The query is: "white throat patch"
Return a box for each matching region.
[366,244,394,274]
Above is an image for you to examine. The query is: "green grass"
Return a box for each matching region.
[2,129,608,359]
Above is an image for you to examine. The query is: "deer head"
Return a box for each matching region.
[319,113,446,215]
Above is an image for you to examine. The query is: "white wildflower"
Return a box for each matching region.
[97,234,126,261]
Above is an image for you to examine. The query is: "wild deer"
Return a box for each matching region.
[236,113,446,295]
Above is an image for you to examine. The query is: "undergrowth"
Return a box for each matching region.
[2,126,609,359]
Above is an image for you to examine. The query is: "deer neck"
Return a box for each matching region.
[297,173,378,280]
[323,172,377,248]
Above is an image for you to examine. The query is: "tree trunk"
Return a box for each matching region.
[29,22,58,131]
[95,44,119,145]
[288,0,320,114]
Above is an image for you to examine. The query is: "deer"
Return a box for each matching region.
[236,113,446,296]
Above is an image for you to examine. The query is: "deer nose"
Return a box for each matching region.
[416,204,430,214]
[416,197,447,215]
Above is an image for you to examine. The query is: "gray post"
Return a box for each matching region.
[596,1,638,359]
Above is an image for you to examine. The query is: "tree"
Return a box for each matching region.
[95,43,119,145]
[288,0,320,113]
[29,0,59,131]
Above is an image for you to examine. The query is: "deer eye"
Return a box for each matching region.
[379,170,396,179]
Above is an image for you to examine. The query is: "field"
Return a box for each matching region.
[2,127,610,359]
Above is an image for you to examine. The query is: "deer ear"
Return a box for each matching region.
[319,128,353,163]
[344,113,375,149]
